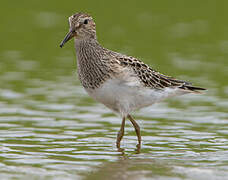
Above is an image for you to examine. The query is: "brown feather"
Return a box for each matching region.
[117,56,206,92]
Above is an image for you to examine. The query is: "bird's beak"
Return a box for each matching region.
[59,29,75,48]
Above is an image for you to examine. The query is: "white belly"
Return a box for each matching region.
[85,78,185,117]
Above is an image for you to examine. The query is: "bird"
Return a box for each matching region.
[59,12,206,151]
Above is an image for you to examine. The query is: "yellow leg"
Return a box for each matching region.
[127,114,141,150]
[116,117,125,149]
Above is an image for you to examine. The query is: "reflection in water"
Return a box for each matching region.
[84,156,180,180]
[85,151,228,180]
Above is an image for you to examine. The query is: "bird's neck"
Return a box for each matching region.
[74,38,111,89]
[74,38,104,62]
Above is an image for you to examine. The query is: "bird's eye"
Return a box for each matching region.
[83,19,88,24]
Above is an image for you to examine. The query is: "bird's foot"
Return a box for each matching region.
[116,142,124,152]
[135,144,141,153]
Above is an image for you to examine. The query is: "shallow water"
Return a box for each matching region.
[0,1,228,180]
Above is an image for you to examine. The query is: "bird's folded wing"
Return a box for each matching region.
[109,56,206,92]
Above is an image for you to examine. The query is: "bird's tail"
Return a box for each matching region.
[179,85,207,94]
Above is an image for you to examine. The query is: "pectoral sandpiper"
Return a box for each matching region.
[60,12,206,151]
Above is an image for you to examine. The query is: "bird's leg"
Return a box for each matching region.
[127,114,141,150]
[116,117,126,149]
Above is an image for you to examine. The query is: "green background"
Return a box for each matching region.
[0,0,227,179]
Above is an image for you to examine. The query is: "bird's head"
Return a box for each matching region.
[60,12,96,48]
